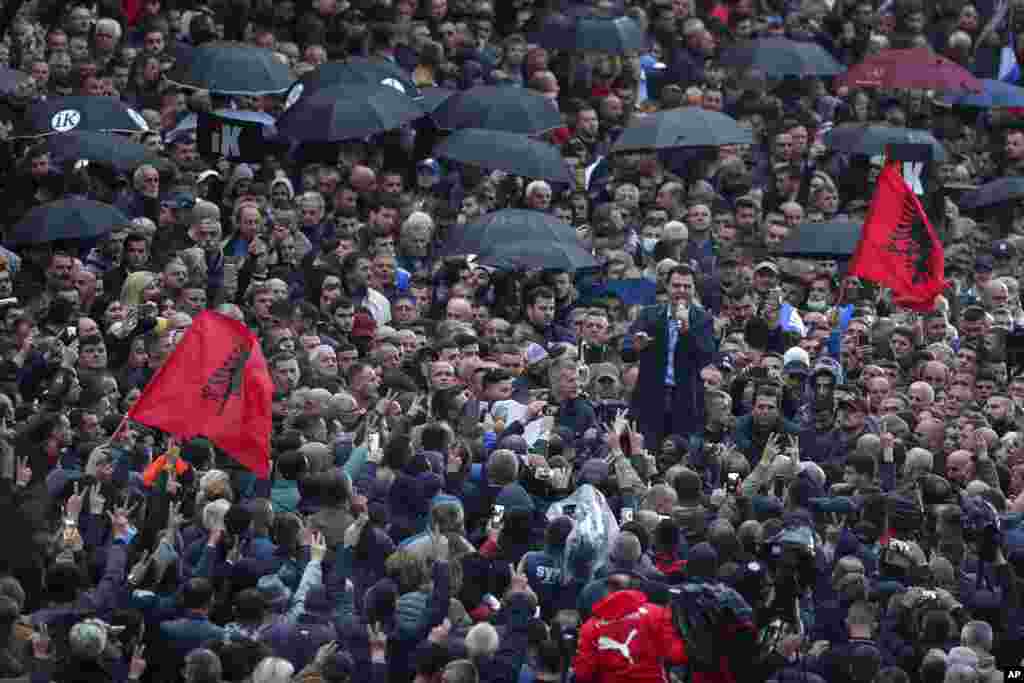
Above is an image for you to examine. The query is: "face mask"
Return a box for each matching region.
[642,237,659,253]
[806,299,828,312]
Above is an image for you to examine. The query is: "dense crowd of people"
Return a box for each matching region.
[4,0,1024,681]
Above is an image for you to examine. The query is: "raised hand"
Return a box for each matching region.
[64,482,84,521]
[314,640,339,668]
[166,469,180,496]
[129,643,146,681]
[15,456,31,488]
[763,433,781,464]
[367,623,388,663]
[108,498,138,541]
[344,513,369,549]
[127,550,152,586]
[31,623,50,661]
[310,530,328,562]
[428,618,451,644]
[89,484,107,516]
[166,500,184,532]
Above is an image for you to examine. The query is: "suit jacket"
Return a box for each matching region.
[629,303,716,445]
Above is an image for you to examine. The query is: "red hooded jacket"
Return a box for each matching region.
[574,589,687,683]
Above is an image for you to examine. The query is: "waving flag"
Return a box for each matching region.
[127,311,273,478]
[848,161,945,312]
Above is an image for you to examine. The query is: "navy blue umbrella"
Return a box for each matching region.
[719,38,845,77]
[612,107,753,152]
[777,220,861,259]
[276,84,424,143]
[536,14,645,54]
[9,199,128,245]
[960,177,1024,209]
[20,96,149,137]
[476,240,597,271]
[434,129,572,183]
[39,131,159,174]
[432,85,561,134]
[824,124,947,162]
[443,209,579,256]
[283,57,420,109]
[167,42,292,95]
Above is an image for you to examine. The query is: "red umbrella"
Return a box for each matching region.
[837,48,982,93]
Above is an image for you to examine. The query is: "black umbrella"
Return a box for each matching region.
[477,240,597,271]
[718,38,845,77]
[443,209,580,256]
[40,131,159,174]
[959,177,1024,209]
[777,220,862,259]
[434,129,571,183]
[824,124,947,162]
[167,42,292,95]
[612,107,753,152]
[20,96,149,137]
[0,66,30,95]
[420,87,457,113]
[8,199,128,245]
[536,14,645,54]
[283,57,420,109]
[276,84,424,143]
[432,85,561,134]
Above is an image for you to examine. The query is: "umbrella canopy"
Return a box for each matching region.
[434,129,571,182]
[283,58,420,109]
[432,85,561,134]
[419,87,457,113]
[476,240,597,271]
[612,107,753,152]
[535,14,645,54]
[777,220,861,259]
[8,199,128,245]
[443,209,580,256]
[718,38,845,77]
[20,96,149,137]
[39,131,160,175]
[824,124,947,162]
[838,48,982,93]
[959,177,1024,209]
[276,84,424,143]
[938,79,1024,108]
[167,42,293,95]
[0,66,30,96]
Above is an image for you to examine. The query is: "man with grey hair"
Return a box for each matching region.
[398,211,434,272]
[184,648,223,683]
[442,659,479,683]
[961,621,1003,683]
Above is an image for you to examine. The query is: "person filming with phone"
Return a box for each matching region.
[628,265,718,447]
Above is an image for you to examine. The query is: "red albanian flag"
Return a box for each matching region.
[127,311,273,478]
[848,160,946,312]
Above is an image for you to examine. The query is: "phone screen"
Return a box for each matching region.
[368,432,380,453]
[491,504,505,526]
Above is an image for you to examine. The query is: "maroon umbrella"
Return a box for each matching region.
[837,48,982,93]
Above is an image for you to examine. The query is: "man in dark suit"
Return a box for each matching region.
[629,265,720,448]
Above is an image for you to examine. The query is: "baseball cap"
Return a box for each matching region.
[754,260,779,274]
[160,191,195,210]
[995,240,1018,259]
[417,158,440,175]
